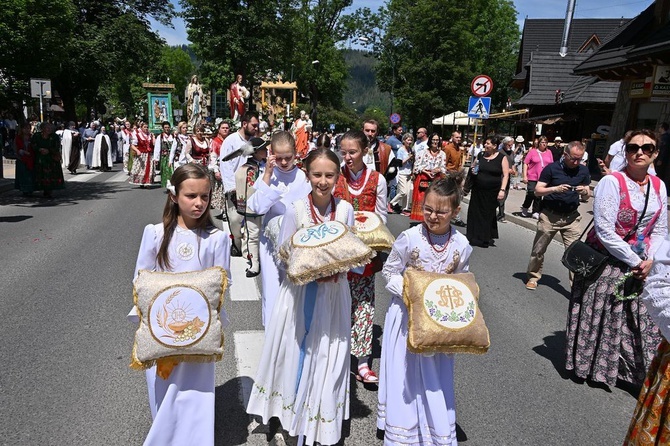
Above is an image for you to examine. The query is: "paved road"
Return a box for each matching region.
[0,167,638,445]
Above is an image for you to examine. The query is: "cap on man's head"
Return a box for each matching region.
[515,136,525,143]
[554,136,563,142]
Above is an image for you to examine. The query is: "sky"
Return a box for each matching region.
[151,0,655,46]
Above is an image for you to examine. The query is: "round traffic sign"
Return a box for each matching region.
[389,113,401,124]
[471,75,493,97]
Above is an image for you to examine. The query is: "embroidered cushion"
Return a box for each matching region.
[353,211,395,252]
[279,220,375,285]
[130,266,228,370]
[403,269,489,354]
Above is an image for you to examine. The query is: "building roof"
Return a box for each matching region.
[516,52,619,105]
[514,18,631,84]
[574,3,670,77]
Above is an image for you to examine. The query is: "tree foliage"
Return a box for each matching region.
[352,0,519,128]
[181,0,353,126]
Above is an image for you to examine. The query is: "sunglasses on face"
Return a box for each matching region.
[564,153,583,162]
[625,143,656,156]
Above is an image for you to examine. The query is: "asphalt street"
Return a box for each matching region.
[0,167,638,445]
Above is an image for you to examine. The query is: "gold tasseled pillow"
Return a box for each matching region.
[353,211,395,251]
[402,269,489,355]
[130,266,228,371]
[279,221,375,285]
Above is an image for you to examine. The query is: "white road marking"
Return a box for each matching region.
[106,171,131,183]
[228,257,262,301]
[66,171,102,182]
[233,330,265,407]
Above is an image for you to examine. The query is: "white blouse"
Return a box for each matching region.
[593,174,668,267]
[642,235,670,340]
[382,224,472,297]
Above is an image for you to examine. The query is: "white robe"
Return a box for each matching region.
[60,129,72,168]
[91,133,113,168]
[129,223,232,446]
[247,197,354,445]
[246,167,311,326]
[378,224,472,445]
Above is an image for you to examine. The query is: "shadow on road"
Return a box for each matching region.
[0,181,132,207]
[533,330,573,381]
[512,272,571,299]
[0,215,32,223]
[215,377,252,445]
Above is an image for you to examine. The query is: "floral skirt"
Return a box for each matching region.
[624,340,670,445]
[565,259,662,386]
[210,177,225,210]
[129,152,154,186]
[159,156,173,188]
[349,273,375,358]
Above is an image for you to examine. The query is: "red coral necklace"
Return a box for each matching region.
[423,224,452,253]
[309,194,336,223]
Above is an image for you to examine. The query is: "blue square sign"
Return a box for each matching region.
[467,96,491,119]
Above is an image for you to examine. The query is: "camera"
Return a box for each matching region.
[570,186,578,191]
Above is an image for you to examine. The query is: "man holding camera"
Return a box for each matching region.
[525,141,591,290]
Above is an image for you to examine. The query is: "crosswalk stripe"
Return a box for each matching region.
[229,257,262,301]
[105,171,132,183]
[233,330,265,407]
[66,171,102,183]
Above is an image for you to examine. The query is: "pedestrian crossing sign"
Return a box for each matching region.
[467,96,491,119]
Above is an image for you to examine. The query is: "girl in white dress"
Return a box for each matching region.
[247,147,354,446]
[129,163,231,446]
[378,174,473,445]
[246,131,311,327]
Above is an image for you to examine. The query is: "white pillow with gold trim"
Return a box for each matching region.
[279,221,375,285]
[354,211,395,251]
[130,266,228,370]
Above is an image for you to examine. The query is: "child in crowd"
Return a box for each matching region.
[129,164,231,445]
[335,130,388,384]
[246,131,311,326]
[247,147,355,445]
[378,174,473,445]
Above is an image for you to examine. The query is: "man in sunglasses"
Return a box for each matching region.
[525,141,591,291]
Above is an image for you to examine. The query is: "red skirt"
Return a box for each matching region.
[410,172,441,221]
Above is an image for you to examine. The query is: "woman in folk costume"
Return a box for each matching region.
[91,126,113,172]
[179,125,210,167]
[129,122,155,187]
[334,129,388,384]
[169,121,189,170]
[624,235,670,445]
[209,121,231,212]
[129,164,231,446]
[410,133,446,222]
[246,131,311,327]
[378,175,472,445]
[154,121,175,188]
[565,130,666,388]
[121,120,135,174]
[247,148,354,446]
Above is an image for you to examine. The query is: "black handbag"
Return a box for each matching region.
[561,219,609,278]
[562,181,651,278]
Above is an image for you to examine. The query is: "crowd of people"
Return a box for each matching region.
[7,108,670,444]
[116,108,670,445]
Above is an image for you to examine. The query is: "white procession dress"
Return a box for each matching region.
[246,197,354,445]
[378,224,472,445]
[91,133,113,168]
[129,223,232,446]
[246,167,311,326]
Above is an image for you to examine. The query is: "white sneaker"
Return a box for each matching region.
[521,207,530,217]
[532,212,540,220]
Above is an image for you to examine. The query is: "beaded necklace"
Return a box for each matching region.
[423,223,452,253]
[309,194,336,223]
[344,165,367,191]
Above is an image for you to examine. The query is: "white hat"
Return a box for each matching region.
[554,136,562,142]
[515,136,525,143]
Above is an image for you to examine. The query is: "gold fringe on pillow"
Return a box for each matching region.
[287,251,376,285]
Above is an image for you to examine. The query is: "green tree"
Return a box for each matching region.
[353,0,519,128]
[181,0,353,127]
